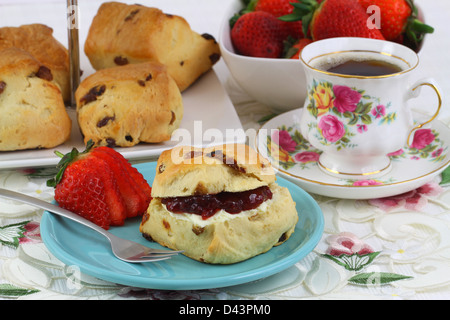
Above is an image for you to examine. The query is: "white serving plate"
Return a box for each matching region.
[0,0,244,169]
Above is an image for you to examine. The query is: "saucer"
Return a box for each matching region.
[255,109,450,199]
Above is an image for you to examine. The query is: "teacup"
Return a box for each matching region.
[298,37,442,179]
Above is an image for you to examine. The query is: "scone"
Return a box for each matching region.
[84,2,221,92]
[0,24,70,102]
[75,61,183,147]
[140,144,299,264]
[0,48,71,151]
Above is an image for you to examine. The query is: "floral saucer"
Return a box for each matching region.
[255,109,450,199]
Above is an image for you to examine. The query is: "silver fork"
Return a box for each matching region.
[0,188,181,263]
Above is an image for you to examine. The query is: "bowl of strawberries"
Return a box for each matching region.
[219,0,433,113]
[219,0,310,112]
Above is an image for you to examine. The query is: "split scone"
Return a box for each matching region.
[140,144,299,264]
[84,1,221,92]
[75,61,183,147]
[0,48,71,151]
[0,24,70,102]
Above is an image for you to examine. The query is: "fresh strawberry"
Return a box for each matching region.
[91,147,148,218]
[357,0,433,49]
[47,140,152,229]
[254,0,304,39]
[50,150,127,229]
[93,146,152,203]
[280,0,385,41]
[285,38,313,59]
[231,11,284,58]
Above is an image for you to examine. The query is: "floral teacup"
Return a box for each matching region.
[299,37,442,179]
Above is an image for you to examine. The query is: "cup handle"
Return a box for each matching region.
[406,79,443,147]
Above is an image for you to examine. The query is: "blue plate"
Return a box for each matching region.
[40,161,324,290]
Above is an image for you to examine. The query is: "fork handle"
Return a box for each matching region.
[0,188,111,239]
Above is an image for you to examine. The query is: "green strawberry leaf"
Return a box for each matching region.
[403,0,434,48]
[410,19,434,34]
[47,139,95,187]
[278,0,319,36]
[229,0,258,28]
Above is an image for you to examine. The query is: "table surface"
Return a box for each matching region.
[0,0,449,300]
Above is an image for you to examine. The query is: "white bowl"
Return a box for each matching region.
[218,0,307,113]
[218,1,428,113]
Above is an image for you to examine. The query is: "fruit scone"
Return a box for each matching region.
[0,47,71,151]
[0,24,70,103]
[75,61,183,147]
[140,144,299,264]
[84,1,221,92]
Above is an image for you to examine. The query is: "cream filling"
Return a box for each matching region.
[160,186,279,228]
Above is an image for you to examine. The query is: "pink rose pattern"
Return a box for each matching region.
[352,179,383,186]
[357,124,367,133]
[324,232,412,281]
[326,232,374,257]
[371,104,386,118]
[306,81,396,146]
[272,129,297,152]
[318,115,345,143]
[387,149,404,157]
[396,128,445,162]
[270,123,444,170]
[368,182,443,212]
[304,81,446,165]
[294,151,320,163]
[268,125,322,170]
[18,221,41,245]
[410,128,435,150]
[269,123,446,188]
[333,85,362,113]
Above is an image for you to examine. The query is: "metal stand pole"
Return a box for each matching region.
[67,0,80,108]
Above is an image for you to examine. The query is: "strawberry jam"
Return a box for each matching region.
[161,186,272,220]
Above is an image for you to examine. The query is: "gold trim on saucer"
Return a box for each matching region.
[254,119,450,189]
[300,50,418,79]
[275,159,450,188]
[317,159,392,177]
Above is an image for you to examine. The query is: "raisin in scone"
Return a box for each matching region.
[0,48,71,151]
[140,144,299,264]
[0,24,70,102]
[84,2,221,92]
[75,61,183,147]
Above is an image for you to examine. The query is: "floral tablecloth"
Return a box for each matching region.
[0,164,449,300]
[1,0,450,301]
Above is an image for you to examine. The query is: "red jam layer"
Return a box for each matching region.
[161,186,273,220]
